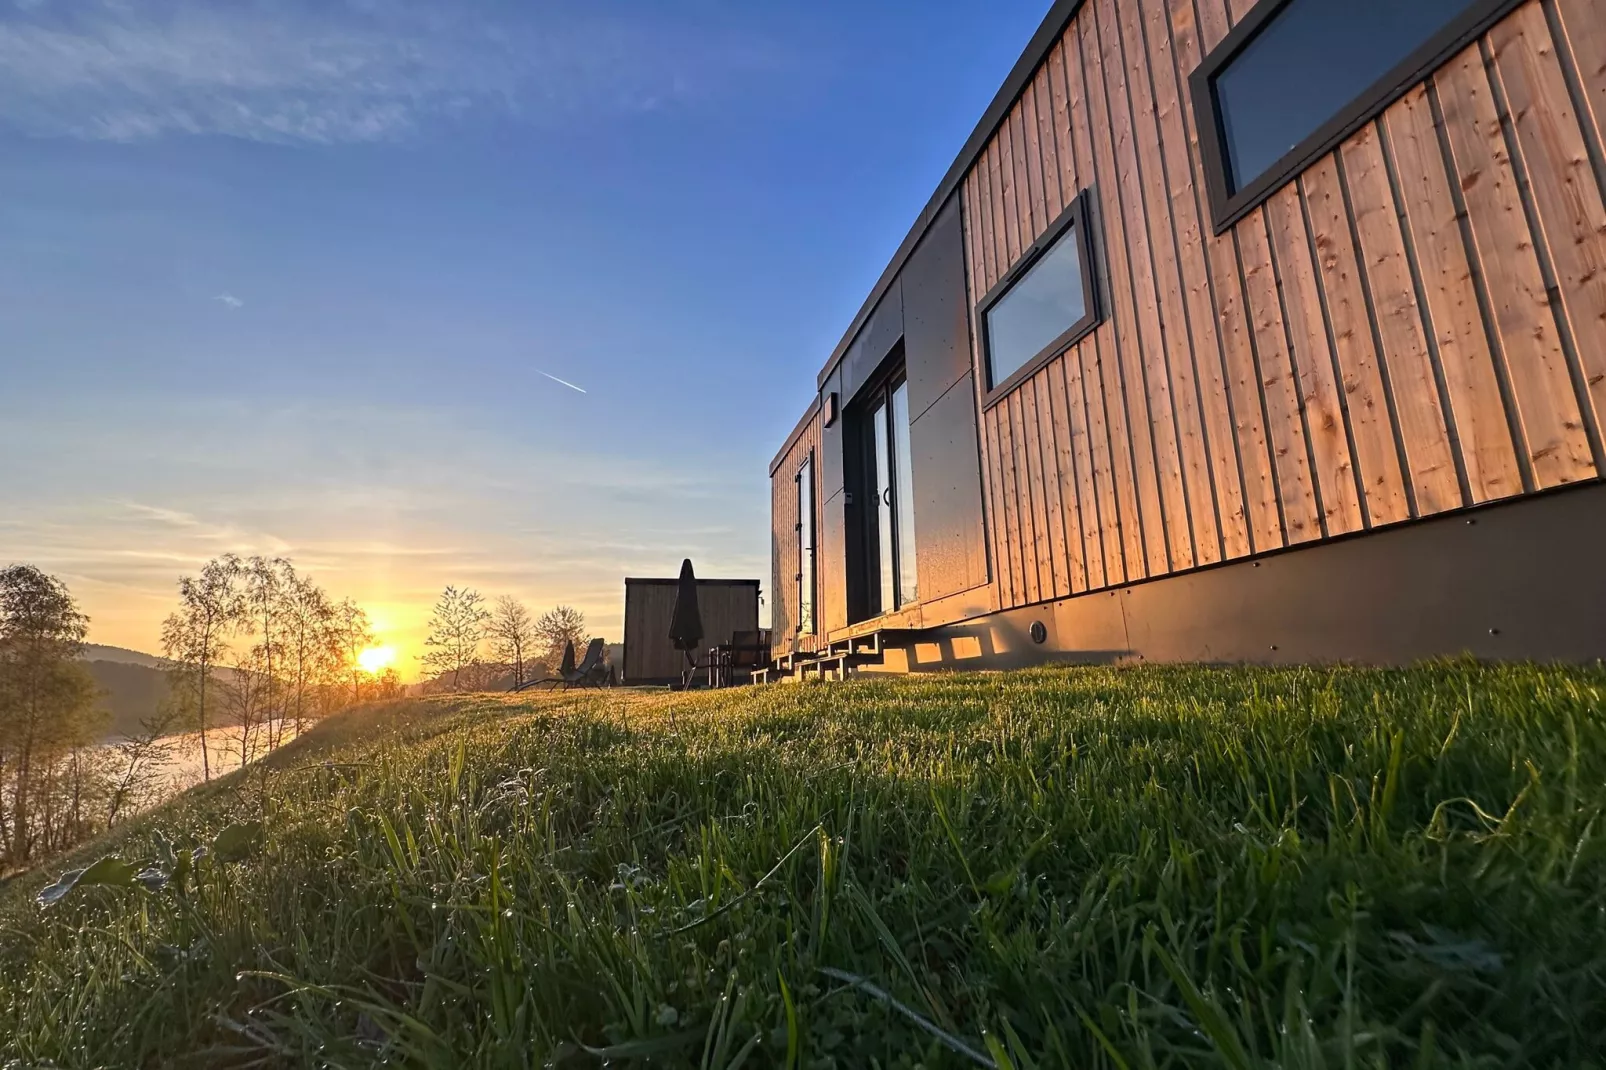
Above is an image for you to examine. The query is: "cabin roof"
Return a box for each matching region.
[624,578,762,587]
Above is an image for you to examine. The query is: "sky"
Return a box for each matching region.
[0,0,1049,676]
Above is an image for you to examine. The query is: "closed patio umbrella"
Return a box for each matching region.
[668,558,703,686]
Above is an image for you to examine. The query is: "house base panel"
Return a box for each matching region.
[864,482,1606,673]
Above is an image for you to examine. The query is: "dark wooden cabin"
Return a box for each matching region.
[622,578,761,684]
[769,0,1606,677]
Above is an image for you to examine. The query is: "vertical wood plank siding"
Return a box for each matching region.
[624,583,760,683]
[769,411,822,654]
[962,0,1606,611]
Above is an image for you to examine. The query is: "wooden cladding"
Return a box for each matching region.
[769,409,823,654]
[961,0,1606,613]
[623,581,760,683]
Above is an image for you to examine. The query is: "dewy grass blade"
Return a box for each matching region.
[778,969,801,1070]
[1147,935,1255,1070]
[819,966,996,1068]
[663,823,823,937]
[579,1028,705,1060]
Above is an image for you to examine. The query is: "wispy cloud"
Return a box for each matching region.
[0,0,791,144]
[213,292,243,309]
[119,501,206,529]
[536,369,586,395]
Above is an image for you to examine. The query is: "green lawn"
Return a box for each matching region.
[3,662,1606,1067]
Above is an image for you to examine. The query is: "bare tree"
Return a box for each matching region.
[0,565,98,866]
[160,554,242,782]
[334,598,374,704]
[421,586,489,692]
[534,605,589,672]
[223,642,268,770]
[489,596,536,689]
[105,707,178,827]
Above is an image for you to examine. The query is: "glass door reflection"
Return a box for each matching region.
[861,375,917,618]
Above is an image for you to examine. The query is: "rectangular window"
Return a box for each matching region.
[1194,0,1520,231]
[796,454,815,635]
[978,191,1098,406]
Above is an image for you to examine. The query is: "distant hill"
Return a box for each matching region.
[84,659,172,738]
[82,644,169,670]
[71,646,170,738]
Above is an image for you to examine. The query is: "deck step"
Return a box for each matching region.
[801,651,877,681]
[757,627,925,684]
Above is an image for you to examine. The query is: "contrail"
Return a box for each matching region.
[536,369,587,394]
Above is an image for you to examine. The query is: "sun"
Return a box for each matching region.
[357,644,396,675]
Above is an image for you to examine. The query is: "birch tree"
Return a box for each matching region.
[489,596,536,689]
[241,557,291,750]
[160,554,242,782]
[421,586,489,692]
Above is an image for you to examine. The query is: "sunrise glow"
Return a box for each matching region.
[357,644,397,675]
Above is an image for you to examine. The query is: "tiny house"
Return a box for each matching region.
[769,0,1606,675]
[621,577,761,684]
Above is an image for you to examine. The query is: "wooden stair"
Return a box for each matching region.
[753,628,923,684]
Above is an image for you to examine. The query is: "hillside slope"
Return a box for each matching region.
[4,663,1606,1067]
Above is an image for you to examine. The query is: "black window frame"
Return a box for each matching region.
[1192,0,1523,235]
[977,189,1100,411]
[795,451,816,636]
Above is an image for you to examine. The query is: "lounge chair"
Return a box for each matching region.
[520,638,610,690]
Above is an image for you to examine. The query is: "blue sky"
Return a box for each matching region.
[0,0,1047,666]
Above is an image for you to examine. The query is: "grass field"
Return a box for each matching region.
[3,662,1606,1067]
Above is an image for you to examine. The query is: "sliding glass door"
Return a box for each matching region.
[865,377,917,616]
[796,455,815,635]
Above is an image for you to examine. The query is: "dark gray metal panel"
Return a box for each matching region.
[862,277,904,374]
[909,373,989,603]
[904,195,972,423]
[820,368,845,502]
[836,335,869,414]
[838,284,905,408]
[820,488,849,634]
[884,482,1606,668]
[1118,483,1606,664]
[867,592,1128,673]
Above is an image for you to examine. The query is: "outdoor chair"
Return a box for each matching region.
[705,629,772,688]
[523,638,609,690]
